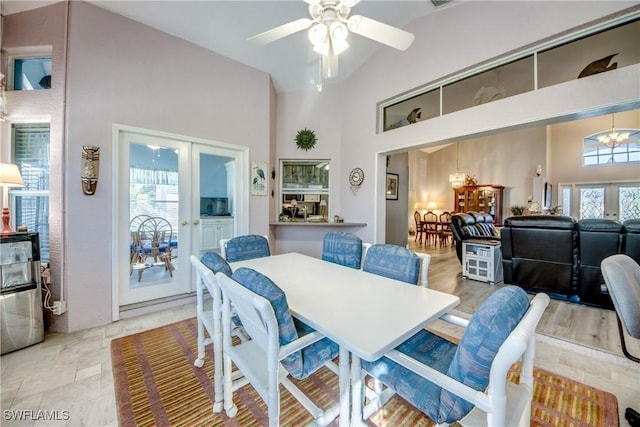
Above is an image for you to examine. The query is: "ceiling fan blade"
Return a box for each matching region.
[347,15,415,51]
[248,18,313,46]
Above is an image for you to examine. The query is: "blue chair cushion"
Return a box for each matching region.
[322,231,363,269]
[362,285,530,424]
[225,235,270,263]
[231,268,338,380]
[200,252,232,276]
[361,329,458,420]
[363,244,420,284]
[439,286,530,423]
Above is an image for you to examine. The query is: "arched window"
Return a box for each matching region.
[583,129,640,166]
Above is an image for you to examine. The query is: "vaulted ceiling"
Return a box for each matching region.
[1,0,456,93]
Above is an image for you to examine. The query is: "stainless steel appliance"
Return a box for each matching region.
[1,232,44,355]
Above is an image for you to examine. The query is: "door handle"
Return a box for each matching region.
[193,219,200,225]
[181,220,188,226]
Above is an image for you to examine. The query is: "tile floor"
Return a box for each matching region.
[2,299,639,426]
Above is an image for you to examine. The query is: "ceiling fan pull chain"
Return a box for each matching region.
[317,54,323,92]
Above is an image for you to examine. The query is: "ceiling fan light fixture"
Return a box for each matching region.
[341,0,360,7]
[313,40,330,56]
[329,21,349,55]
[308,23,328,46]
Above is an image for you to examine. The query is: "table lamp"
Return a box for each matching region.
[0,163,24,234]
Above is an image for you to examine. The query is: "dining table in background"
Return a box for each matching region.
[230,252,460,425]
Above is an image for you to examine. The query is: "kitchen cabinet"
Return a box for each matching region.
[201,217,233,252]
[453,184,505,225]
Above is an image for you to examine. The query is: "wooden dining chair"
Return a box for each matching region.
[216,268,340,427]
[359,287,550,426]
[439,211,453,247]
[423,211,439,246]
[414,211,425,244]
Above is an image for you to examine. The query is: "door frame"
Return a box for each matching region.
[559,180,640,220]
[111,124,249,321]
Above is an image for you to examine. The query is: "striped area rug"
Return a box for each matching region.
[111,318,618,426]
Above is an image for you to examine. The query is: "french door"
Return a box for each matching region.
[562,182,640,222]
[115,126,248,311]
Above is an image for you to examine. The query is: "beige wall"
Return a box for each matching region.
[408,110,640,227]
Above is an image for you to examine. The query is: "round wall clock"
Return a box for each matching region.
[349,167,364,187]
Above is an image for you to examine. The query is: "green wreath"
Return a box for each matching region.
[295,128,317,151]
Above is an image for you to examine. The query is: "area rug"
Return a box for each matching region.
[111,318,619,427]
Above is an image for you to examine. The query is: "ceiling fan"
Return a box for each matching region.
[248,0,415,86]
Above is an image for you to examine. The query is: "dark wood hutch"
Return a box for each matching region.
[453,184,505,225]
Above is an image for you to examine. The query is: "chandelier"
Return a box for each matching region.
[598,114,630,148]
[449,142,466,189]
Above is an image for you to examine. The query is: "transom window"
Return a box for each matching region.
[583,129,640,166]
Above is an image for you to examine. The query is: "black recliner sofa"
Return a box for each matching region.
[450,211,500,263]
[501,216,638,309]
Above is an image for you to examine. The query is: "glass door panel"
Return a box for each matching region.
[575,183,640,221]
[119,132,190,306]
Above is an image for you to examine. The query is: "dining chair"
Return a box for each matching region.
[189,254,232,413]
[321,231,369,269]
[439,211,453,247]
[414,211,425,244]
[363,244,429,287]
[134,216,175,281]
[220,234,270,262]
[601,254,640,426]
[359,286,550,426]
[215,267,340,427]
[423,211,440,246]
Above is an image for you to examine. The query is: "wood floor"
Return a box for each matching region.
[408,237,640,358]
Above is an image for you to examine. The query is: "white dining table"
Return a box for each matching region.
[230,252,460,426]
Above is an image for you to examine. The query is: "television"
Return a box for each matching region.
[200,197,230,216]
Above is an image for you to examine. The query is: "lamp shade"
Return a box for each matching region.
[319,200,327,206]
[427,201,437,210]
[0,163,24,187]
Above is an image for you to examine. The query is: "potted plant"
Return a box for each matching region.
[510,205,526,216]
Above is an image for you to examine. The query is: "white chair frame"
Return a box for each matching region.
[189,255,248,413]
[216,272,340,427]
[417,252,431,287]
[358,292,550,427]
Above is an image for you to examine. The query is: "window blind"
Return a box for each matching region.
[12,123,50,261]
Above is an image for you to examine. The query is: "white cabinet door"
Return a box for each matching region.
[200,218,234,252]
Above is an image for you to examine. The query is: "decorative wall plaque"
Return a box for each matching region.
[81,146,100,195]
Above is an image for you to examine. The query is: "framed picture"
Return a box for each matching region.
[251,161,268,196]
[386,173,399,200]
